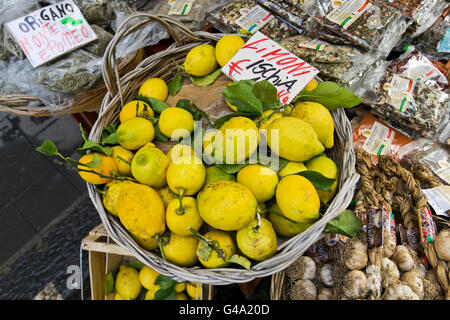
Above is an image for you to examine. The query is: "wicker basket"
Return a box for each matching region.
[0,48,145,117]
[87,13,360,285]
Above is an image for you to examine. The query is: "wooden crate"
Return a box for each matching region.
[81,224,214,300]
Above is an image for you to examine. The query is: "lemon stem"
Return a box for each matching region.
[176,189,186,215]
[155,234,167,261]
[254,212,261,232]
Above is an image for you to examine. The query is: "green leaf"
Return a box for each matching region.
[176,98,191,111]
[77,140,113,156]
[127,260,144,271]
[101,132,118,145]
[163,291,176,300]
[324,210,363,238]
[296,170,336,192]
[190,68,223,87]
[215,163,247,174]
[253,80,279,105]
[105,272,114,295]
[154,122,169,142]
[153,287,175,300]
[222,81,263,116]
[213,112,255,129]
[154,274,177,290]
[137,288,147,300]
[82,153,102,169]
[196,239,213,261]
[136,95,169,113]
[36,139,59,156]
[101,121,119,139]
[191,103,212,125]
[168,72,183,96]
[295,81,363,110]
[228,254,251,270]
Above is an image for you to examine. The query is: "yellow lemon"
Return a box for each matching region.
[131,144,169,188]
[186,282,203,300]
[197,181,256,231]
[266,117,324,162]
[268,203,314,237]
[305,155,339,204]
[184,44,218,77]
[114,293,126,300]
[115,265,142,300]
[237,164,279,202]
[258,110,283,131]
[103,180,134,217]
[175,292,189,300]
[131,231,159,251]
[236,217,277,261]
[144,285,159,300]
[162,232,199,267]
[300,79,318,93]
[117,182,166,241]
[157,186,176,208]
[139,265,160,290]
[166,196,203,236]
[276,175,320,223]
[159,107,195,139]
[78,153,117,185]
[117,117,155,150]
[167,144,199,163]
[111,145,134,177]
[138,78,168,102]
[291,101,334,149]
[119,100,154,123]
[166,154,206,196]
[196,230,236,268]
[215,34,245,67]
[174,282,186,293]
[278,161,307,178]
[213,116,259,164]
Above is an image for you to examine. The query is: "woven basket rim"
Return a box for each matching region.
[87,13,360,285]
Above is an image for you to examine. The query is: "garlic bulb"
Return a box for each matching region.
[319,264,335,287]
[401,271,424,299]
[288,279,317,300]
[343,240,368,270]
[392,245,415,272]
[382,232,397,258]
[343,270,368,299]
[317,288,334,300]
[381,258,400,288]
[365,264,382,298]
[384,282,420,300]
[434,230,450,262]
[286,256,316,281]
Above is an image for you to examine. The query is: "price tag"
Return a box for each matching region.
[5,0,97,67]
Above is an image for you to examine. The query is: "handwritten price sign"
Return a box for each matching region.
[5,0,97,67]
[222,32,319,104]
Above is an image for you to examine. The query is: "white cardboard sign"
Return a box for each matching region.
[222,32,319,104]
[5,0,97,67]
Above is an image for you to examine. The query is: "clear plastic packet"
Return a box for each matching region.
[35,49,102,94]
[412,15,450,62]
[83,24,114,57]
[209,0,299,41]
[0,57,74,113]
[108,0,169,59]
[301,0,411,54]
[0,0,40,60]
[351,112,413,164]
[349,60,450,139]
[150,0,208,31]
[389,46,449,91]
[399,139,450,186]
[279,34,363,83]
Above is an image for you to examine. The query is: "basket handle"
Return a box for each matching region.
[102,13,208,100]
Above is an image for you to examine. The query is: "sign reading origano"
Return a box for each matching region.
[222,32,319,104]
[5,0,97,67]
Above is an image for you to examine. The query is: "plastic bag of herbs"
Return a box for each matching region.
[208,0,299,41]
[301,0,411,55]
[279,34,363,85]
[346,58,450,139]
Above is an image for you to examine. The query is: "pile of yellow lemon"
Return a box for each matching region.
[113,263,203,300]
[77,34,340,270]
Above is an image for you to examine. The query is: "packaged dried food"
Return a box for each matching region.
[302,0,411,54]
[350,61,450,139]
[412,15,450,62]
[210,0,298,41]
[83,25,113,57]
[279,35,362,83]
[352,113,413,164]
[372,0,449,38]
[150,0,208,31]
[389,47,449,91]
